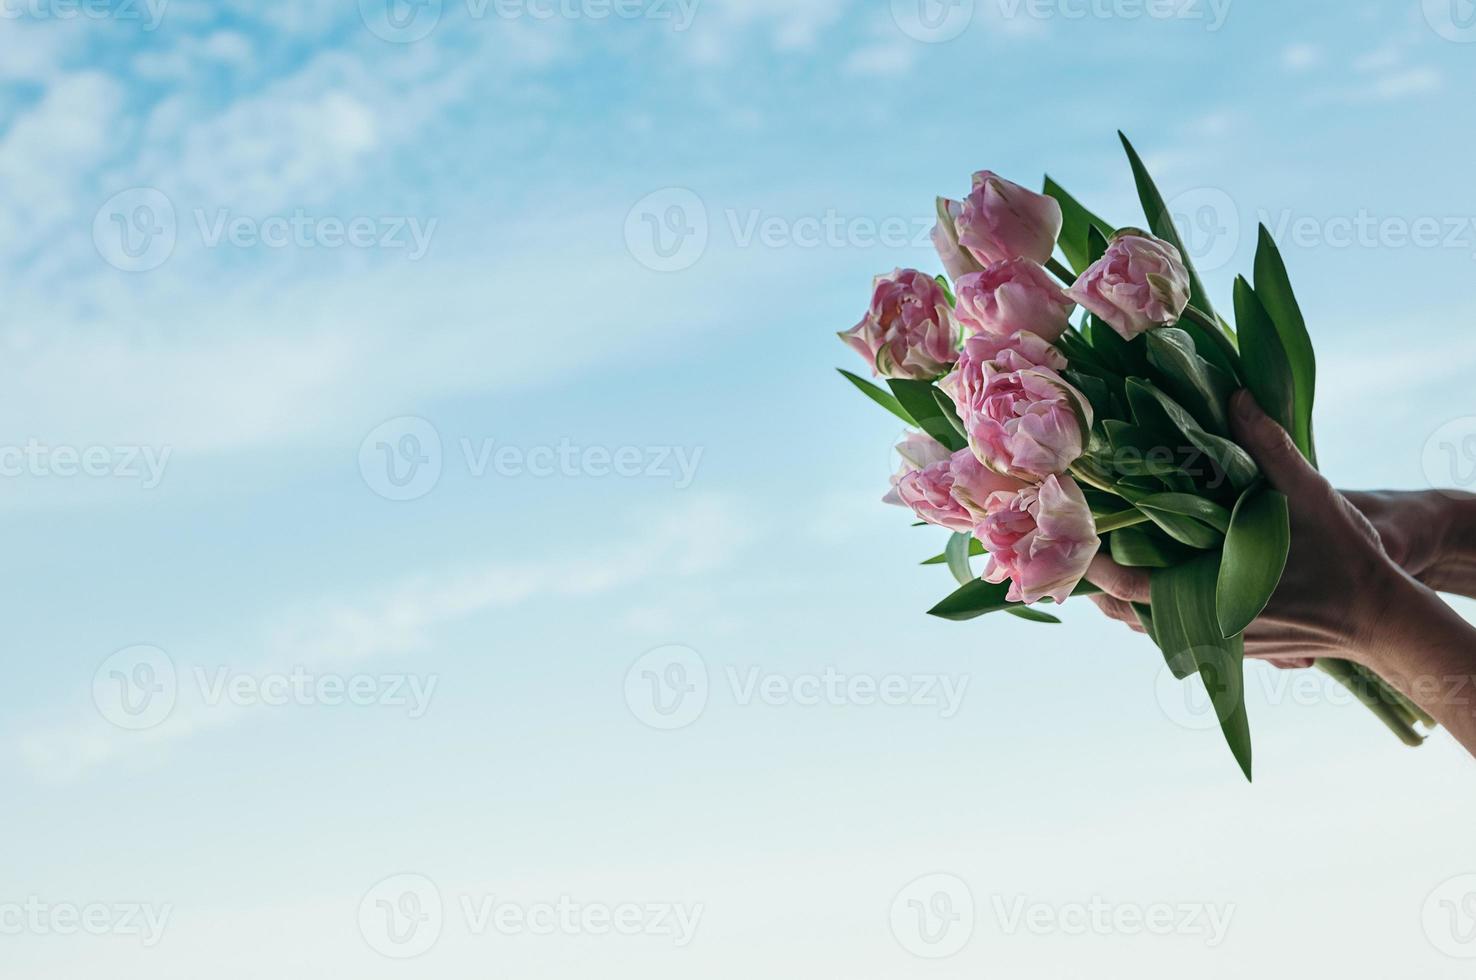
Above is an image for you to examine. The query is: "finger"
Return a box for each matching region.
[1090,594,1133,623]
[1088,554,1150,604]
[1230,391,1327,500]
[1090,595,1146,633]
[1263,657,1316,670]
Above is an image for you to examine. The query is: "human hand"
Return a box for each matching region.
[1088,392,1410,669]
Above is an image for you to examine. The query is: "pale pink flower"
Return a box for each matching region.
[1065,232,1191,340]
[932,197,985,282]
[978,475,1100,605]
[840,269,958,380]
[940,171,1063,268]
[888,442,1026,533]
[940,338,1091,481]
[954,258,1075,343]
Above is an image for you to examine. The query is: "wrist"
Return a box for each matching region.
[1350,568,1458,672]
[1421,490,1476,593]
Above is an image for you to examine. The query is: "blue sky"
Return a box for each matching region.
[4,0,1476,976]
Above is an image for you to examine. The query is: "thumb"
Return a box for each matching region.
[1230,390,1324,497]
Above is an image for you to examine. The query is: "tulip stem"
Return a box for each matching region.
[1068,460,1124,499]
[1094,510,1152,534]
[1046,257,1077,286]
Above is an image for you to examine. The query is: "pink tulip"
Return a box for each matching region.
[957,330,1068,374]
[954,258,1075,343]
[941,337,1092,481]
[883,432,951,508]
[932,198,985,282]
[947,449,1027,521]
[940,172,1063,268]
[888,442,1025,533]
[978,475,1100,605]
[1064,232,1191,340]
[840,269,958,380]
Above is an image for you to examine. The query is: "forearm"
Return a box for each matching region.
[1355,574,1476,756]
[1424,492,1476,596]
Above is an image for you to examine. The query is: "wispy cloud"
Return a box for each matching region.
[11,495,752,780]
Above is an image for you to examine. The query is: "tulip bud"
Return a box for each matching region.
[840,268,958,380]
[1064,232,1191,340]
[949,171,1064,267]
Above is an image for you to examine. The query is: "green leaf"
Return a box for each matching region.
[1007,607,1063,624]
[1063,371,1118,425]
[935,274,956,306]
[1144,328,1235,436]
[1132,493,1232,534]
[1086,316,1145,377]
[932,386,968,443]
[838,369,913,425]
[928,578,1013,621]
[1126,379,1259,494]
[1101,421,1188,481]
[1116,487,1223,549]
[922,538,984,565]
[1057,329,1121,381]
[1087,223,1110,264]
[1253,227,1318,466]
[1110,525,1195,568]
[1133,602,1160,647]
[1151,553,1253,781]
[1043,176,1116,275]
[1215,487,1290,638]
[887,379,967,453]
[1117,133,1245,380]
[1118,132,1214,319]
[927,577,1095,622]
[1233,277,1296,438]
[945,532,975,587]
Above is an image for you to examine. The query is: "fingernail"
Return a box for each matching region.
[1231,389,1255,420]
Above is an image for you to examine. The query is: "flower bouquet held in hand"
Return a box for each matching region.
[836,134,1435,780]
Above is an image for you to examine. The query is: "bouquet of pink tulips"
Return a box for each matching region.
[837,134,1433,780]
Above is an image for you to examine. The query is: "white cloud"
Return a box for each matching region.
[1366,66,1441,100]
[0,72,123,256]
[1281,43,1322,71]
[678,0,848,65]
[0,20,79,81]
